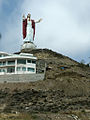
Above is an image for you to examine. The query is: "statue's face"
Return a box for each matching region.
[27,14,31,19]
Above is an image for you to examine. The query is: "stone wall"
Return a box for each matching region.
[0,73,45,83]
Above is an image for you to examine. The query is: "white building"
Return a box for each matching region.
[0,52,37,75]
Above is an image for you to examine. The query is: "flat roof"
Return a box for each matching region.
[0,52,37,61]
[0,55,37,61]
[0,51,11,55]
[20,53,33,57]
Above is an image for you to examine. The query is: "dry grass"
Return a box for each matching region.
[0,111,89,120]
[0,113,33,120]
[65,110,90,120]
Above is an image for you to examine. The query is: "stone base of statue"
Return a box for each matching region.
[21,41,36,52]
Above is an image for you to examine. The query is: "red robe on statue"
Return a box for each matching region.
[23,19,27,39]
[23,19,35,40]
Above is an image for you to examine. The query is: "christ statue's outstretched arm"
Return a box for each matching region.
[35,18,42,23]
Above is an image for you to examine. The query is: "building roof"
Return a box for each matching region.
[0,52,37,61]
[0,51,11,56]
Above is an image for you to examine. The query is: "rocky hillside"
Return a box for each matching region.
[21,49,90,95]
[0,48,90,120]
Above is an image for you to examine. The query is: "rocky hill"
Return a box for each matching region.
[0,48,90,120]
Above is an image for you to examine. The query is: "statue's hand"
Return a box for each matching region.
[39,18,42,22]
[35,18,43,23]
[23,14,25,20]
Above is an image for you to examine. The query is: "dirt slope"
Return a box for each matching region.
[0,48,90,119]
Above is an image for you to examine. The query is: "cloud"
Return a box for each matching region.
[21,0,90,56]
[0,0,90,62]
[0,1,22,52]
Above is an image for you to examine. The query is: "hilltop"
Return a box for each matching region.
[0,48,90,119]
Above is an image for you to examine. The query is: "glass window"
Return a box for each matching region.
[27,60,32,63]
[0,69,4,72]
[0,69,6,72]
[17,67,21,71]
[3,61,6,65]
[0,62,2,66]
[0,62,6,65]
[8,60,15,65]
[32,60,36,64]
[17,59,26,64]
[3,69,5,72]
[27,67,35,72]
[22,67,26,71]
[7,67,15,73]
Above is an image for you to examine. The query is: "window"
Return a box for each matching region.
[3,61,6,65]
[7,67,15,73]
[0,62,2,66]
[17,59,26,64]
[27,67,35,72]
[17,67,21,71]
[8,60,15,65]
[0,69,5,72]
[27,60,32,63]
[0,62,6,66]
[3,69,5,72]
[32,60,36,64]
[22,67,26,71]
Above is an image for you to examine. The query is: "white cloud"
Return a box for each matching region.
[21,0,90,55]
[0,1,22,53]
[1,0,90,61]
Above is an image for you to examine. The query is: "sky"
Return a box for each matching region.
[0,0,90,63]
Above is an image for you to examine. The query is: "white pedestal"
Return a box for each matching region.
[21,42,36,51]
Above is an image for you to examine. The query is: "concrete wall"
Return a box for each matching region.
[0,73,45,83]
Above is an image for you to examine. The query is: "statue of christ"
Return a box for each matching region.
[22,13,42,42]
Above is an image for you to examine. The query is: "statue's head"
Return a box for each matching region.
[27,13,31,18]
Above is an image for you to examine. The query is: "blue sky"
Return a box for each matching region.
[0,0,90,63]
